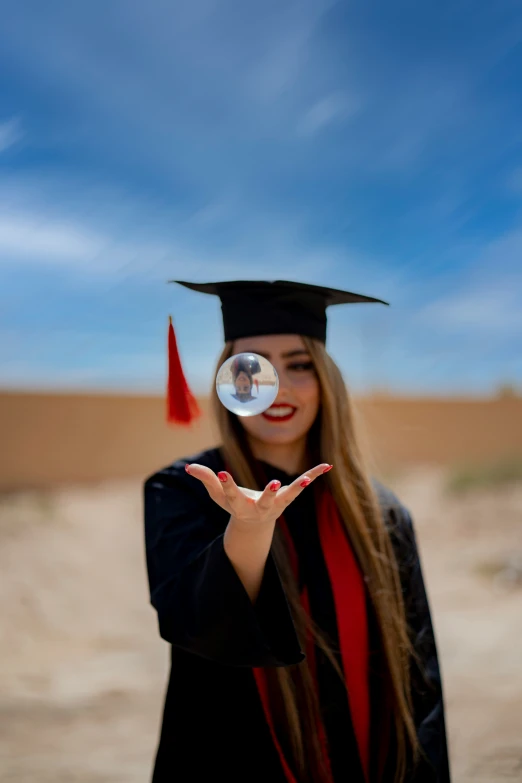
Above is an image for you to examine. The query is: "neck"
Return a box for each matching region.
[247,435,309,476]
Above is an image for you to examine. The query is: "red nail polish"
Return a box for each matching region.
[300,477,312,487]
[217,471,228,482]
[322,464,333,473]
[185,464,191,474]
[270,480,281,492]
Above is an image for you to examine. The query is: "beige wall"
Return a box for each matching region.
[1,390,521,490]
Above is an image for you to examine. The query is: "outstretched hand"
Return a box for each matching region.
[185,462,333,527]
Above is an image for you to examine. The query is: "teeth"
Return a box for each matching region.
[265,406,295,417]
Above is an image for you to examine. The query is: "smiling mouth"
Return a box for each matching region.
[261,404,297,422]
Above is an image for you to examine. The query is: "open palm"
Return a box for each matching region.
[185,462,332,526]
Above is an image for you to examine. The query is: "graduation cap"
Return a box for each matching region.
[166,280,389,425]
[230,354,262,378]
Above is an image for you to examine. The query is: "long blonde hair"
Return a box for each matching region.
[211,337,419,782]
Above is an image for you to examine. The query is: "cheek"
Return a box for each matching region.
[294,376,320,416]
[236,376,320,440]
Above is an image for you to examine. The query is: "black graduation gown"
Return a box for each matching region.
[144,447,451,783]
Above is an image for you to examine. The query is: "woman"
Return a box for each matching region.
[232,368,255,402]
[230,355,258,403]
[145,280,451,783]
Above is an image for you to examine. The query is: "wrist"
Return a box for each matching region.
[226,515,277,538]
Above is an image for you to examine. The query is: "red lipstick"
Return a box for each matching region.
[261,403,297,423]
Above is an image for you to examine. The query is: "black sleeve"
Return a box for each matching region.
[394,506,452,783]
[144,464,304,668]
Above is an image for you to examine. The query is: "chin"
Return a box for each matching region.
[252,426,306,446]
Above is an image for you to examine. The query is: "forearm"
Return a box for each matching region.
[223,516,277,602]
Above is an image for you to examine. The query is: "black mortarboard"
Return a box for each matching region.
[231,354,262,378]
[166,279,388,426]
[169,280,389,343]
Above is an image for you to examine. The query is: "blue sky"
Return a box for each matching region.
[0,0,521,395]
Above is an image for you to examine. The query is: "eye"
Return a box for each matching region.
[287,361,315,372]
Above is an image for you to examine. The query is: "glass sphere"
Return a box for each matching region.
[216,352,279,416]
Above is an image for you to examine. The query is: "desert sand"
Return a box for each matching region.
[0,467,521,781]
[1,389,522,781]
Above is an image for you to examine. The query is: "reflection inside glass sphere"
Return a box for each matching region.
[216,352,279,416]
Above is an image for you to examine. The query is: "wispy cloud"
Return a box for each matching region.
[417,228,522,337]
[507,166,522,193]
[0,211,105,264]
[420,286,521,336]
[0,175,353,282]
[297,92,359,136]
[0,1,521,391]
[240,0,333,103]
[0,117,22,152]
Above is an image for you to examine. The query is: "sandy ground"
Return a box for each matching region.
[0,469,521,782]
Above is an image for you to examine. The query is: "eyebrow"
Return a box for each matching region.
[242,349,310,360]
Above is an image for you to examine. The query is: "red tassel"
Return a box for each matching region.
[167,315,201,425]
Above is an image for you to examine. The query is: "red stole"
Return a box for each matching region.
[253,490,370,782]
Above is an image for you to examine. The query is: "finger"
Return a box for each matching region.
[215,470,242,506]
[277,463,332,506]
[257,478,282,511]
[185,463,225,505]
